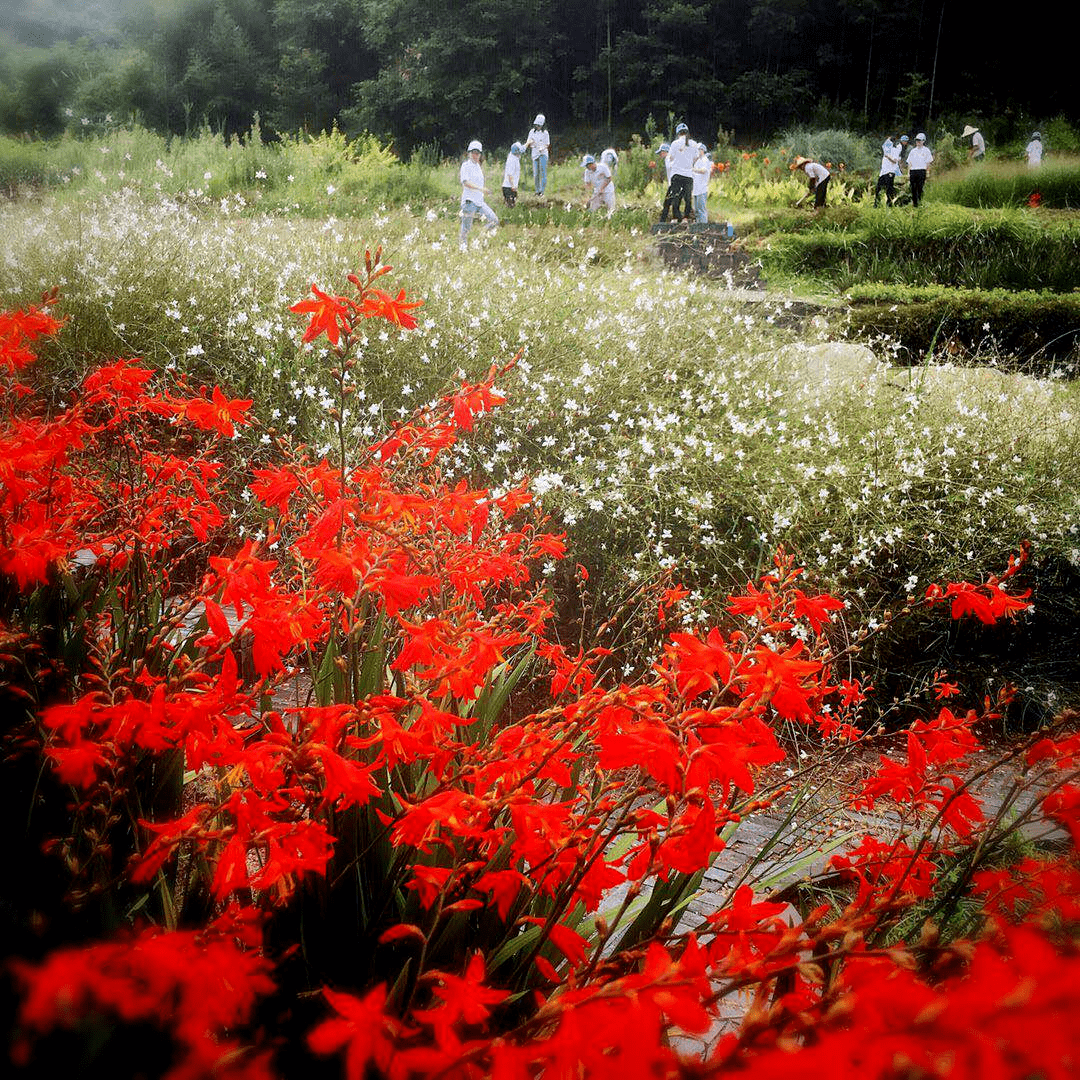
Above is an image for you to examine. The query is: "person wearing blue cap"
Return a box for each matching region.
[656,142,674,186]
[661,122,695,222]
[502,143,524,206]
[875,133,904,207]
[582,154,614,214]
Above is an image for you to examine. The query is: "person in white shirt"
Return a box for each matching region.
[459,140,498,246]
[1024,131,1043,167]
[963,124,986,161]
[875,134,901,207]
[691,143,711,223]
[524,113,550,196]
[661,122,695,222]
[905,133,933,207]
[791,156,830,208]
[502,143,524,206]
[581,154,614,214]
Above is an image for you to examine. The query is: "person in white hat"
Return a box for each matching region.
[905,133,933,207]
[502,142,524,206]
[524,113,550,196]
[459,140,498,246]
[1024,131,1043,168]
[963,124,985,161]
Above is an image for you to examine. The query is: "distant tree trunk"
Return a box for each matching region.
[863,11,874,121]
[606,10,612,134]
[928,3,944,125]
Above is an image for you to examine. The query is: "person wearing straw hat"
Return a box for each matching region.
[963,124,986,161]
[524,113,550,196]
[1024,131,1043,168]
[791,155,830,209]
[905,133,933,207]
[459,140,498,246]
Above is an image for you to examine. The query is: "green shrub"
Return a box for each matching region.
[775,125,878,173]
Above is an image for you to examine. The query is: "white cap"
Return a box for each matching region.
[915,133,926,142]
[533,113,545,127]
[467,139,482,153]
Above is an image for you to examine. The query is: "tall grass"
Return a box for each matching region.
[0,122,447,209]
[759,205,1080,291]
[929,158,1080,209]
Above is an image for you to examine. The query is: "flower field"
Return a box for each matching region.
[3,160,1080,1078]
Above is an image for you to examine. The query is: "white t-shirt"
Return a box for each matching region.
[587,162,612,193]
[971,131,985,157]
[526,128,550,160]
[906,145,933,170]
[879,140,900,177]
[668,136,697,178]
[661,153,676,183]
[804,161,829,183]
[1025,139,1043,166]
[503,153,521,188]
[460,158,487,207]
[692,154,710,196]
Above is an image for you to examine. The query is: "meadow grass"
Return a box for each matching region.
[3,128,1080,714]
[755,204,1080,292]
[3,189,1077,626]
[929,158,1080,209]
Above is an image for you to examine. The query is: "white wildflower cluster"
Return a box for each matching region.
[2,191,1078,603]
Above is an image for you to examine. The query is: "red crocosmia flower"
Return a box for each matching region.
[184,386,254,439]
[792,588,844,633]
[669,628,734,699]
[309,985,403,1078]
[361,287,423,329]
[249,465,302,515]
[291,284,353,345]
[413,953,509,1048]
[740,641,823,720]
[838,678,869,707]
[83,360,155,404]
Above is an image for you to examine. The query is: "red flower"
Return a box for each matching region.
[291,284,353,345]
[183,385,253,439]
[361,287,423,329]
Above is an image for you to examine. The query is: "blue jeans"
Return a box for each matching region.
[533,153,548,195]
[693,193,708,223]
[460,199,498,243]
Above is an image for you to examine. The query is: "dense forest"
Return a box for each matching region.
[0,0,1071,151]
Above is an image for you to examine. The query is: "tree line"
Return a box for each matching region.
[0,0,1070,152]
